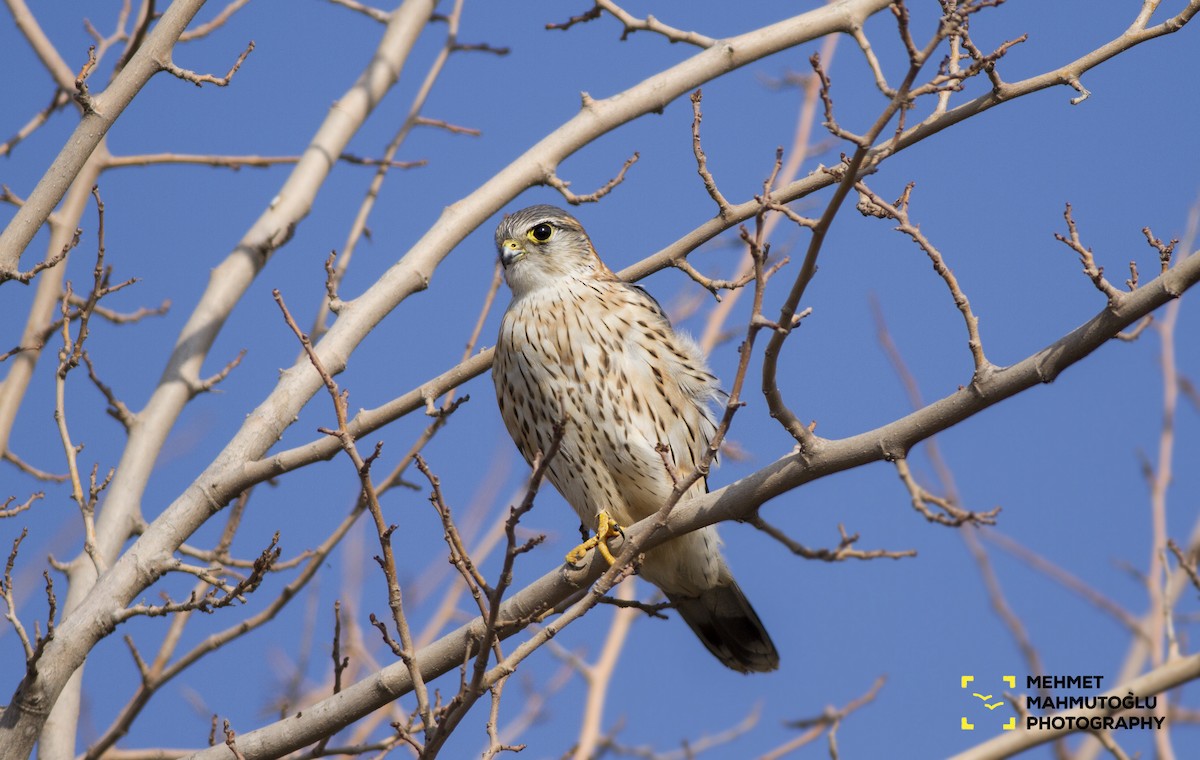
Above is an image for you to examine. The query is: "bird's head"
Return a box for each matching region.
[495,205,614,297]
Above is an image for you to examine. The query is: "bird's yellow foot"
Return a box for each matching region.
[565,511,624,565]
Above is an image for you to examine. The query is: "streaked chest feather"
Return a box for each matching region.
[493,279,719,494]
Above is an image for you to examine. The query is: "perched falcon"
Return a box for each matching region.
[491,205,779,673]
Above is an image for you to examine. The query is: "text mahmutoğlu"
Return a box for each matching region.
[1024,676,1164,730]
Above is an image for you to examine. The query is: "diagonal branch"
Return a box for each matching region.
[7,1,1200,754]
[0,0,213,280]
[179,197,1200,760]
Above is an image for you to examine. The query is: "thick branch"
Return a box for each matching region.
[178,248,1200,760]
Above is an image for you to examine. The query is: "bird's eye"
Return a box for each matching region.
[528,223,553,243]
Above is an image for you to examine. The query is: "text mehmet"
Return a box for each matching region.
[1026,675,1103,689]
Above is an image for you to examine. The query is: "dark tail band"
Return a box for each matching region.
[669,580,779,674]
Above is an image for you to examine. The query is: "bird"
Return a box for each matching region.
[491,204,779,673]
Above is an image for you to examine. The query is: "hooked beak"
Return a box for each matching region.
[499,238,526,268]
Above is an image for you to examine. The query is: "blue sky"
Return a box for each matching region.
[2,2,1199,758]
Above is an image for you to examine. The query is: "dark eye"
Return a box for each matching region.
[528,223,553,243]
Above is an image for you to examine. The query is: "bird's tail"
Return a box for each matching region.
[668,581,779,673]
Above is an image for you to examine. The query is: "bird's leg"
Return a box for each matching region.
[565,510,625,565]
[593,511,623,564]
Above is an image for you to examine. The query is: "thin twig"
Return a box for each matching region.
[1054,203,1126,304]
[162,40,255,87]
[748,515,916,561]
[545,152,639,205]
[856,179,992,378]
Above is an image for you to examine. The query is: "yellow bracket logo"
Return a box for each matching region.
[961,676,1016,730]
